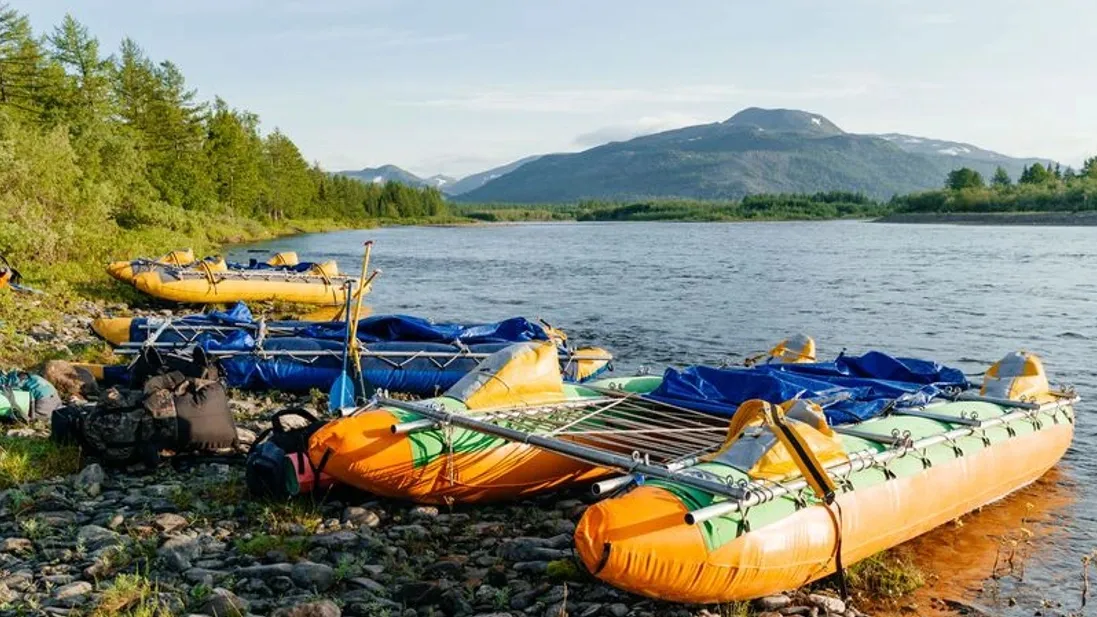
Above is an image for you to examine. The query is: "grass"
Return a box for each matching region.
[546,559,583,582]
[92,573,171,617]
[234,533,309,559]
[0,436,81,489]
[842,548,926,599]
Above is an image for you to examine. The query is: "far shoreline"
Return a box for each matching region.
[876,211,1097,226]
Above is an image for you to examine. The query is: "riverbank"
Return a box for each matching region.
[876,211,1097,226]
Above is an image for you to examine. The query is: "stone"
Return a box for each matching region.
[513,561,550,573]
[343,506,381,527]
[200,587,249,617]
[52,581,92,607]
[756,595,792,611]
[0,582,14,604]
[607,603,629,617]
[236,563,293,579]
[0,538,33,554]
[76,525,122,551]
[410,505,439,518]
[501,537,568,562]
[348,577,386,595]
[184,567,230,585]
[270,575,296,594]
[396,581,442,605]
[310,530,359,549]
[390,524,429,539]
[809,594,846,615]
[290,561,335,591]
[154,512,189,533]
[159,535,202,571]
[74,464,105,496]
[272,599,342,617]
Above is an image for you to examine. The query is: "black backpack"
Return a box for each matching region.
[51,364,238,468]
[245,408,328,499]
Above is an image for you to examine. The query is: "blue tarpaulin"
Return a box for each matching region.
[648,352,969,425]
[160,304,561,394]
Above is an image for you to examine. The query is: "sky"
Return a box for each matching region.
[18,0,1097,178]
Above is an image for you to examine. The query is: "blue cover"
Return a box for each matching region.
[204,334,516,394]
[648,352,969,425]
[173,305,558,395]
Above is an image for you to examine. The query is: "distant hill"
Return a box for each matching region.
[337,165,427,188]
[453,108,1055,203]
[445,155,543,195]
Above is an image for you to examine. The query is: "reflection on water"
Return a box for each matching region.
[231,221,1097,614]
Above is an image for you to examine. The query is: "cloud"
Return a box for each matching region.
[573,113,708,147]
[408,83,875,113]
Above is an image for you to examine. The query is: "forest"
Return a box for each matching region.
[0,5,446,281]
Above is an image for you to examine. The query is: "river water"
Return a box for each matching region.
[230,220,1097,614]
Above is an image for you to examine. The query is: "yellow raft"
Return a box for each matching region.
[573,352,1075,603]
[308,342,651,504]
[107,250,350,305]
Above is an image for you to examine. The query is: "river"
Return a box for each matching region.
[229,220,1097,615]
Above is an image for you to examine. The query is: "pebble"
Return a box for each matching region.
[272,599,342,617]
[51,581,92,607]
[290,561,335,591]
[0,538,33,554]
[158,535,202,571]
[808,593,846,615]
[73,464,105,496]
[200,587,250,617]
[155,512,190,533]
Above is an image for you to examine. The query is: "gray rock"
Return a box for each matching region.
[607,603,629,617]
[290,561,335,591]
[396,581,442,605]
[501,537,568,562]
[343,506,381,528]
[809,594,845,615]
[76,525,122,551]
[756,595,792,611]
[272,599,342,617]
[154,512,189,533]
[52,581,92,607]
[310,530,358,549]
[74,464,105,496]
[348,577,386,595]
[0,582,14,604]
[184,567,230,585]
[236,563,293,579]
[200,587,249,617]
[513,561,550,573]
[390,524,429,539]
[545,601,567,617]
[270,575,296,594]
[159,535,201,571]
[0,537,33,554]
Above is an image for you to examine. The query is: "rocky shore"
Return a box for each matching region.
[1,303,867,617]
[875,211,1097,226]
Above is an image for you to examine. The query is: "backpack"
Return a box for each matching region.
[245,408,331,499]
[51,366,238,468]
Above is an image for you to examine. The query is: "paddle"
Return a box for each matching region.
[329,242,373,414]
[328,281,356,412]
[346,269,382,414]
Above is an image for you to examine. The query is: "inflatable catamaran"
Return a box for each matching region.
[107,250,352,305]
[92,304,613,395]
[307,337,1076,602]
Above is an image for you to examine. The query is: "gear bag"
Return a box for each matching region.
[51,367,238,467]
[245,408,330,499]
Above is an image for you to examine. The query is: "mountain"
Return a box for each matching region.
[875,133,1052,175]
[338,164,426,188]
[445,155,543,195]
[455,108,1054,203]
[425,174,458,191]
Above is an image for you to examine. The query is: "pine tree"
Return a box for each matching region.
[991,166,1012,188]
